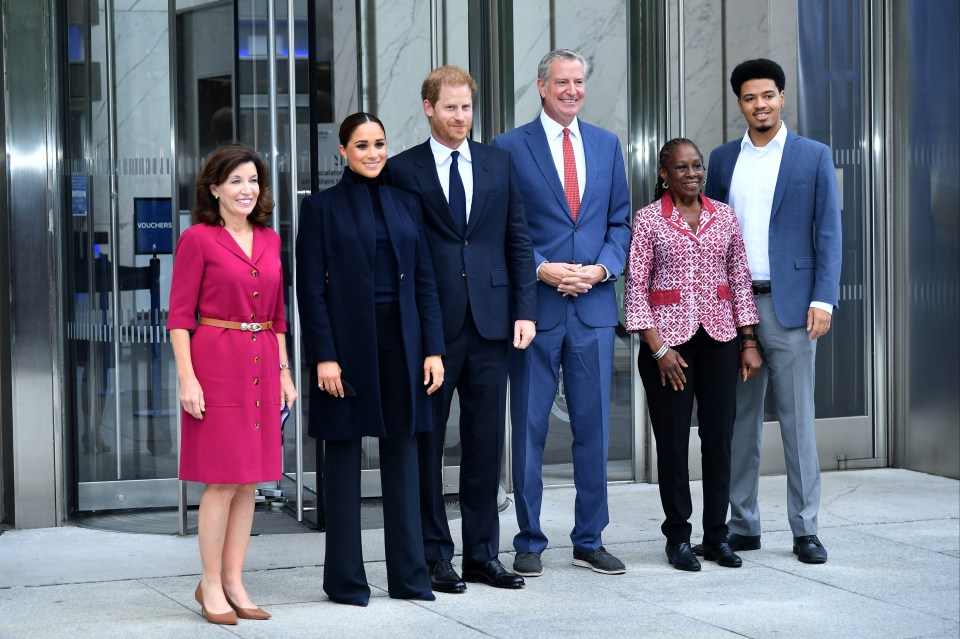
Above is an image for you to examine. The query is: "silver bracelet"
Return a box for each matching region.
[652,344,669,360]
[279,362,290,370]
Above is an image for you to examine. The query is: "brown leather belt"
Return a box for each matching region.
[199,317,273,332]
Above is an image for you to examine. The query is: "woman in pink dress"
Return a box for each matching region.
[168,143,297,625]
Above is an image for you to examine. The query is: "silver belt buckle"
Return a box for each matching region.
[240,322,263,332]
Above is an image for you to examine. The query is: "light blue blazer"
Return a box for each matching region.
[704,129,842,328]
[492,117,631,331]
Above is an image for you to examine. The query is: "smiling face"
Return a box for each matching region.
[339,121,387,178]
[737,78,785,136]
[424,83,473,150]
[659,143,704,200]
[210,161,260,221]
[538,57,585,126]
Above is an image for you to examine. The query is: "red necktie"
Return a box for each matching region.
[562,127,580,222]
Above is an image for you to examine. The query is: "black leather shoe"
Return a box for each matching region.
[702,542,742,568]
[693,533,761,556]
[793,535,828,564]
[665,543,701,572]
[462,558,525,589]
[429,559,466,593]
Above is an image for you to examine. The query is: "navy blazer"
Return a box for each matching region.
[387,140,537,341]
[704,129,842,328]
[296,169,445,441]
[492,117,631,330]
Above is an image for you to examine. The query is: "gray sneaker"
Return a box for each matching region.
[572,546,626,574]
[513,552,543,577]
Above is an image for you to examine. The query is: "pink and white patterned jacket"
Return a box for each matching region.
[624,192,758,346]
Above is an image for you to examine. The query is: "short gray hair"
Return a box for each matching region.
[537,49,588,83]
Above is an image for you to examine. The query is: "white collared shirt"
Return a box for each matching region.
[429,136,473,221]
[728,122,788,281]
[729,122,832,314]
[539,111,585,200]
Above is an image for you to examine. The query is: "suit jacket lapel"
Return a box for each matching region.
[577,125,600,219]
[523,120,570,218]
[409,140,464,235]
[770,130,799,221]
[465,140,489,236]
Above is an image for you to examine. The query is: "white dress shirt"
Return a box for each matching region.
[429,136,473,222]
[728,122,832,314]
[540,111,585,201]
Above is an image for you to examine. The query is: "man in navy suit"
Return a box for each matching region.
[702,58,842,564]
[492,49,631,577]
[389,66,537,592]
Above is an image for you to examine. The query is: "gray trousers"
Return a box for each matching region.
[728,292,821,538]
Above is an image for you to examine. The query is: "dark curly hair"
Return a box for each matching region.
[193,143,274,227]
[652,137,702,202]
[729,58,785,97]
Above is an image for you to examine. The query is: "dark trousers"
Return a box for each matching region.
[323,303,431,602]
[637,326,739,546]
[418,310,508,567]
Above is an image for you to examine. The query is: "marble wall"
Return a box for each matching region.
[676,0,799,155]
[511,0,629,152]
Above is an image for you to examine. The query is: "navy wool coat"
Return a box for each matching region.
[296,170,446,441]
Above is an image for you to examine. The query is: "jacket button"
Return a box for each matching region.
[461,271,466,277]
[399,273,406,281]
[252,291,259,298]
[251,269,259,276]
[253,378,259,385]
[463,240,469,246]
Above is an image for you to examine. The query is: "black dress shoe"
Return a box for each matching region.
[693,532,761,556]
[462,558,525,589]
[793,535,828,564]
[665,543,701,572]
[702,542,742,568]
[429,559,466,593]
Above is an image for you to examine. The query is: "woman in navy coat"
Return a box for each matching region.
[296,112,445,605]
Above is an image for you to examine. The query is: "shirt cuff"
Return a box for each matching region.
[536,261,548,281]
[810,301,834,315]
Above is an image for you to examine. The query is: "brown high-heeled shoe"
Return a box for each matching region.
[194,582,238,625]
[224,590,272,620]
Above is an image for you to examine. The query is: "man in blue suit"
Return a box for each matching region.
[492,49,631,577]
[702,58,842,564]
[389,66,538,592]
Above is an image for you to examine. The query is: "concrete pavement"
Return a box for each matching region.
[0,468,957,638]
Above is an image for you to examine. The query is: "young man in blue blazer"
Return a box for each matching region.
[493,49,631,577]
[389,66,538,593]
[702,58,842,564]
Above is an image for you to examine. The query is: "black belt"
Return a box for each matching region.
[751,282,772,295]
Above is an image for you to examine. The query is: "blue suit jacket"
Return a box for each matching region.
[492,117,631,330]
[704,129,842,328]
[387,139,537,342]
[296,170,445,440]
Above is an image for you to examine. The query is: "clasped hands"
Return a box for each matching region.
[538,262,607,297]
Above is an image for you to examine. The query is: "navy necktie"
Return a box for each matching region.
[448,150,467,232]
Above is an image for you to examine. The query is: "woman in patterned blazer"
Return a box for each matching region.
[624,138,761,573]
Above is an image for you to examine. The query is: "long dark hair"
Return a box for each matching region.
[339,112,386,146]
[652,137,702,202]
[193,143,274,227]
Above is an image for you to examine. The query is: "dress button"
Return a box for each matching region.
[254,422,260,429]
[256,400,261,407]
[254,356,260,363]
[253,378,259,385]
[251,269,259,276]
[252,291,260,298]
[250,313,256,320]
